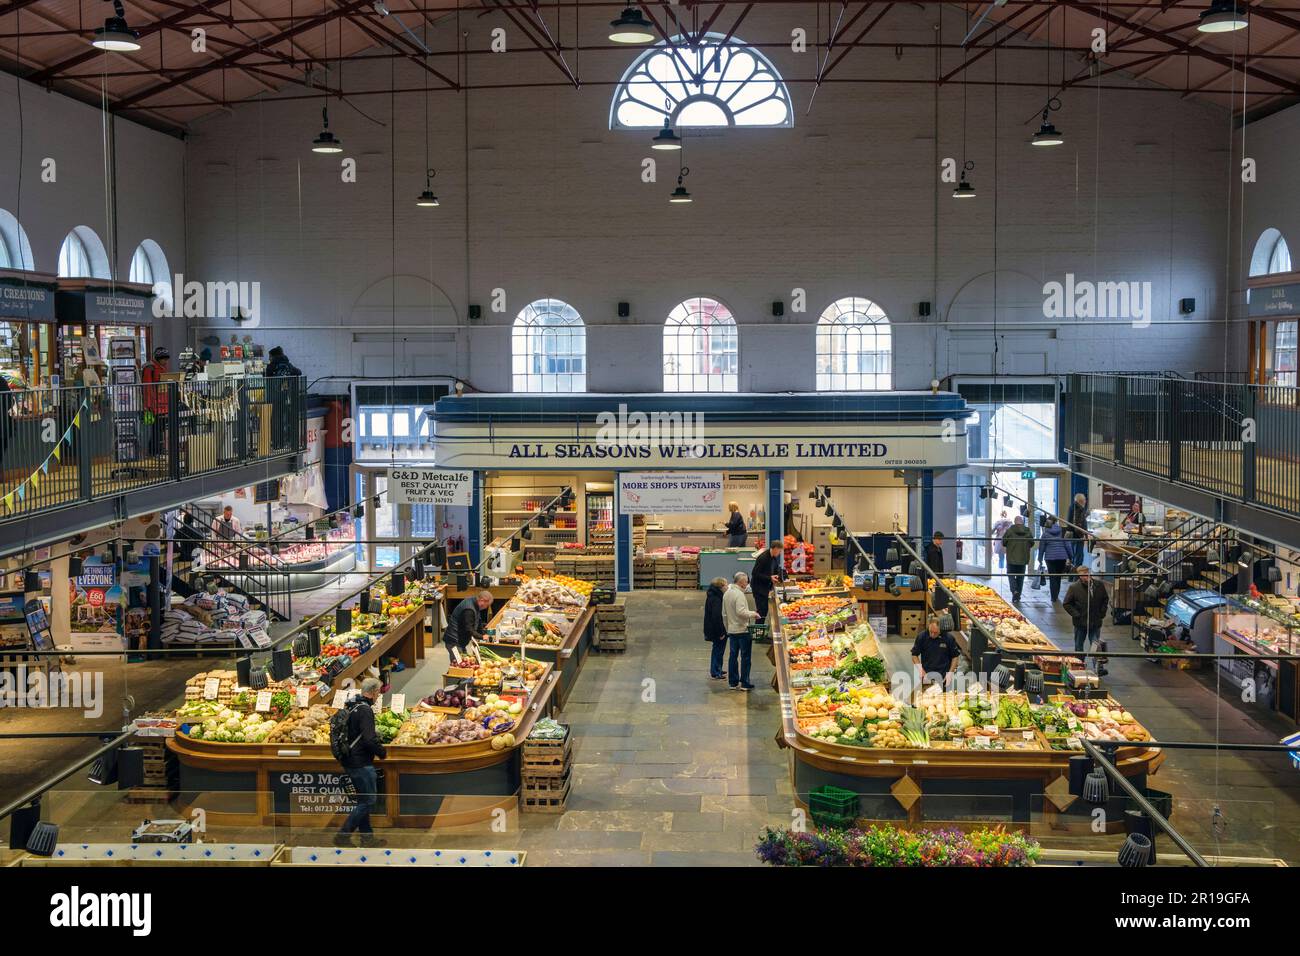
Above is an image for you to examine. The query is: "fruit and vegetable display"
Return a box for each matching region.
[780,575,851,596]
[930,579,1055,651]
[374,707,408,743]
[781,596,856,626]
[461,648,547,689]
[186,708,279,743]
[265,704,337,744]
[516,575,592,608]
[529,717,568,740]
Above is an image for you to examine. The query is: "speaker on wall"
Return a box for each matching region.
[918,301,932,317]
[1180,297,1195,314]
[771,301,784,317]
[468,304,482,321]
[617,301,630,318]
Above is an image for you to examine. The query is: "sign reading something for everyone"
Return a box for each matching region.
[619,472,724,514]
[386,468,474,506]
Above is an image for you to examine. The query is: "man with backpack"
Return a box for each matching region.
[332,677,387,847]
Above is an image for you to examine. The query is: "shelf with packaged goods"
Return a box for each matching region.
[770,592,1163,828]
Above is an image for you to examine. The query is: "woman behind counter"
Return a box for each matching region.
[725,501,748,547]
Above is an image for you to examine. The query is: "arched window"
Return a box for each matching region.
[816,297,892,391]
[610,33,793,130]
[128,239,172,308]
[58,226,111,279]
[1250,228,1291,277]
[1251,230,1298,385]
[512,299,586,392]
[663,297,738,392]
[0,209,35,270]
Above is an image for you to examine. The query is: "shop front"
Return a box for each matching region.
[0,270,59,390]
[429,393,971,591]
[55,279,156,380]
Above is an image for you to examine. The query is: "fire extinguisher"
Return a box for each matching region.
[955,539,964,560]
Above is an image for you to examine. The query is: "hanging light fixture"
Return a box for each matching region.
[91,1,141,51]
[651,116,682,151]
[312,106,342,153]
[609,6,656,43]
[953,163,977,199]
[1031,104,1064,147]
[416,169,440,207]
[1197,0,1247,33]
[669,167,692,203]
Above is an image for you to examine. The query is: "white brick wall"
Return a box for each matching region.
[175,6,1235,389]
[0,76,187,354]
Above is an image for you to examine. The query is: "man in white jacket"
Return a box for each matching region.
[723,572,760,691]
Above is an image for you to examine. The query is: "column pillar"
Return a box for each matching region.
[615,472,631,592]
[766,470,784,544]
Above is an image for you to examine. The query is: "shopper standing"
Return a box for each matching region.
[1121,499,1146,533]
[444,590,492,661]
[1001,516,1034,602]
[1066,492,1089,567]
[1040,517,1073,603]
[140,346,171,457]
[723,572,760,691]
[724,501,748,548]
[750,540,784,622]
[265,346,302,453]
[992,511,1012,570]
[923,531,946,574]
[1062,565,1109,670]
[335,677,387,848]
[703,576,728,680]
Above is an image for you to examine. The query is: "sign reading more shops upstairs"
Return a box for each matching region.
[1248,281,1300,319]
[387,468,474,506]
[619,472,723,514]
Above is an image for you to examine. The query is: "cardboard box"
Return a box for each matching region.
[900,608,924,639]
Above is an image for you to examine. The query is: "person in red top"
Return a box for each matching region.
[140,346,171,456]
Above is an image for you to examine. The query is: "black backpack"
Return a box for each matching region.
[329,700,365,764]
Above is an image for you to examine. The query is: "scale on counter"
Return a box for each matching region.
[131,819,195,844]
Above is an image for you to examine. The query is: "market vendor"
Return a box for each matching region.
[911,616,961,688]
[750,539,784,621]
[444,589,493,661]
[724,501,747,548]
[1121,498,1146,533]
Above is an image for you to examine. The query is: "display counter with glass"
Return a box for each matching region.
[1213,594,1300,721]
[770,592,1163,827]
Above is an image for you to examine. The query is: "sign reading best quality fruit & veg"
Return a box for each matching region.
[387,468,474,506]
[618,472,723,514]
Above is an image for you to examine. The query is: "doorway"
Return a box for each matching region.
[956,467,1064,577]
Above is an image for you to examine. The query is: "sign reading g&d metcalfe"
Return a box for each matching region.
[619,472,724,514]
[386,468,474,506]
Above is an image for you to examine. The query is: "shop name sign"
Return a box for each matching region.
[386,468,474,506]
[510,440,895,463]
[1248,282,1300,318]
[0,282,55,321]
[619,472,723,514]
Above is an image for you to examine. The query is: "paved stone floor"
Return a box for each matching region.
[3,583,1297,865]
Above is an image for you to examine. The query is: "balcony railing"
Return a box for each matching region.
[0,375,306,523]
[1064,373,1300,518]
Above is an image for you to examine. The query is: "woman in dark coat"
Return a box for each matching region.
[703,576,728,680]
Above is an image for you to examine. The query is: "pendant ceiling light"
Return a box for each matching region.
[416,170,440,207]
[953,35,975,199]
[669,165,692,203]
[609,6,656,44]
[91,1,141,51]
[1197,0,1247,33]
[651,116,682,150]
[312,106,342,153]
[953,163,976,199]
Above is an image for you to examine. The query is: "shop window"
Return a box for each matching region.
[609,33,793,130]
[0,209,33,271]
[663,297,738,392]
[958,383,1058,463]
[815,297,892,391]
[1276,322,1298,387]
[129,246,153,285]
[128,239,172,308]
[512,298,586,393]
[57,226,111,279]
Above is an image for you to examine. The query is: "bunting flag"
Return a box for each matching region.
[30,472,40,491]
[41,460,49,475]
[0,399,89,514]
[2,493,12,512]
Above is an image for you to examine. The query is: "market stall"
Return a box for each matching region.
[1213,593,1300,721]
[770,591,1163,829]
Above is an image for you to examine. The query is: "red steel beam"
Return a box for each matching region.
[940,5,1052,84]
[490,0,578,88]
[819,1,896,82]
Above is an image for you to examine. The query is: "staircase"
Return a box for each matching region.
[169,505,294,622]
[1127,516,1238,634]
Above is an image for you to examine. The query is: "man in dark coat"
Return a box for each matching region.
[703,577,727,680]
[1062,564,1109,672]
[336,677,387,847]
[750,540,785,621]
[444,590,492,660]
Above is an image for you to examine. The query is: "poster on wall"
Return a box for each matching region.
[386,468,474,506]
[1100,485,1139,511]
[68,560,129,652]
[619,472,724,514]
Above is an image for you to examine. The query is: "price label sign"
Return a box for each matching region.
[255,690,273,713]
[373,694,384,712]
[202,677,221,701]
[330,689,348,709]
[296,686,311,708]
[390,693,406,714]
[1022,731,1035,741]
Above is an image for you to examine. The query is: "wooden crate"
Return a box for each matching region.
[522,732,572,773]
[521,780,570,813]
[522,765,573,793]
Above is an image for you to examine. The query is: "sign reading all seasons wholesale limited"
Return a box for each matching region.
[433,422,967,471]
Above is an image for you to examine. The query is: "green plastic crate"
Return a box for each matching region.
[809,784,859,818]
